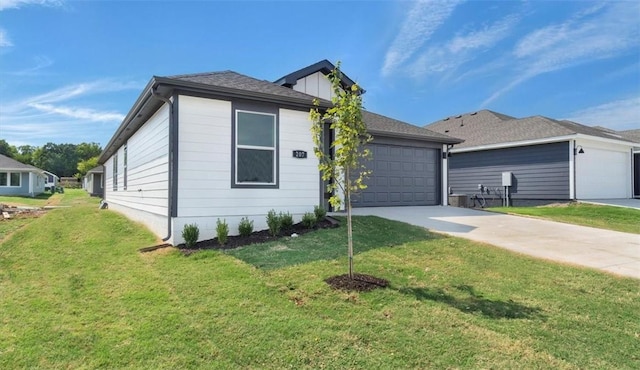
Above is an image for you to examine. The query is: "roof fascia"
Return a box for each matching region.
[369,130,463,144]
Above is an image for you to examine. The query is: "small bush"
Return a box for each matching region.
[314,205,327,220]
[267,209,281,236]
[302,212,317,228]
[280,211,294,230]
[182,223,199,249]
[216,219,229,245]
[238,217,254,237]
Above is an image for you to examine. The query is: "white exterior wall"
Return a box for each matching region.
[292,71,334,101]
[575,138,633,199]
[174,95,320,244]
[104,104,170,239]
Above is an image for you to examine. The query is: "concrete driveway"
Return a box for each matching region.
[351,206,640,279]
[580,198,640,210]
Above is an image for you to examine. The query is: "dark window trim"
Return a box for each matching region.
[123,142,128,190]
[113,153,118,191]
[231,100,279,189]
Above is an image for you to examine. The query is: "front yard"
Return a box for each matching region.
[1,190,638,368]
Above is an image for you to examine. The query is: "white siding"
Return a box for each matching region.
[175,95,319,243]
[292,71,334,100]
[575,138,633,199]
[104,104,170,238]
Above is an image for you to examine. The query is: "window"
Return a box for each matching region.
[0,172,21,187]
[123,143,128,190]
[234,110,277,186]
[113,154,118,191]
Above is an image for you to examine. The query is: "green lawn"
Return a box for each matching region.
[488,203,640,234]
[1,191,638,368]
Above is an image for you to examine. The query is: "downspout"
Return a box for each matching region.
[150,86,174,242]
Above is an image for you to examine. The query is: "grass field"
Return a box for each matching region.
[488,203,640,234]
[1,190,638,368]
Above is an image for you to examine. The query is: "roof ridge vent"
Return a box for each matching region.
[470,112,477,115]
[455,115,462,118]
[443,117,450,121]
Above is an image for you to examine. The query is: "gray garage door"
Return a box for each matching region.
[353,144,440,207]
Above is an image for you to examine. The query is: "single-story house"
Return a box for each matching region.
[0,154,47,197]
[83,166,104,197]
[98,60,461,245]
[43,170,59,191]
[424,110,638,204]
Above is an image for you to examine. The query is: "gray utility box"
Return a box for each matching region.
[502,172,513,187]
[448,194,467,208]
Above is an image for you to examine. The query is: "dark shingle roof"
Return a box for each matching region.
[363,111,461,143]
[0,154,45,172]
[424,110,635,149]
[166,70,328,105]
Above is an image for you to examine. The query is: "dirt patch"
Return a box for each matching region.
[178,217,339,255]
[325,273,389,292]
[540,202,573,208]
[0,204,48,220]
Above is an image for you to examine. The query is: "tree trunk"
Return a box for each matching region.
[346,167,353,279]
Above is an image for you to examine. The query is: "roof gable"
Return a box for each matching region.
[273,59,363,94]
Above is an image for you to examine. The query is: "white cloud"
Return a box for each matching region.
[29,103,125,122]
[381,0,461,76]
[409,14,518,78]
[5,56,54,75]
[0,79,141,146]
[0,0,62,11]
[565,97,640,131]
[482,2,640,106]
[0,28,12,47]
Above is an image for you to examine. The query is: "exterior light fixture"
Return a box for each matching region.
[574,145,585,155]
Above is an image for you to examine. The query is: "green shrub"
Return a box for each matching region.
[216,219,229,245]
[238,217,254,237]
[279,211,294,230]
[182,223,199,249]
[314,205,327,220]
[302,212,317,228]
[267,209,281,236]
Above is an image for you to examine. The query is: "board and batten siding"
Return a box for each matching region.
[291,71,334,101]
[174,95,319,243]
[104,104,170,238]
[449,142,570,200]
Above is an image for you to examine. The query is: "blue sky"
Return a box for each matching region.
[1,0,638,148]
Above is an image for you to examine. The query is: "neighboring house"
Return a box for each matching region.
[43,171,59,191]
[84,166,104,197]
[98,60,460,244]
[614,128,640,198]
[0,154,47,197]
[424,110,638,203]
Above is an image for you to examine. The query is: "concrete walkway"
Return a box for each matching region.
[351,206,640,279]
[579,198,640,210]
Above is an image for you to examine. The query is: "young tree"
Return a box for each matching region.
[76,156,99,178]
[310,63,372,279]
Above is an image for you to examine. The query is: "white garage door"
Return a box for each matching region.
[576,148,630,199]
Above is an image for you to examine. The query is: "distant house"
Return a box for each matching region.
[98,60,460,245]
[43,171,59,191]
[424,110,639,204]
[0,154,47,197]
[84,166,104,197]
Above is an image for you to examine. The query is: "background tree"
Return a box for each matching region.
[76,156,99,178]
[15,145,36,165]
[0,139,17,158]
[310,63,372,279]
[76,142,102,161]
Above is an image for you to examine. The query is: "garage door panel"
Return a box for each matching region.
[577,148,630,199]
[354,143,440,207]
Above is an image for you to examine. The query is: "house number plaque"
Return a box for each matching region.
[292,150,307,159]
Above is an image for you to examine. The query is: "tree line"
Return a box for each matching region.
[0,139,102,178]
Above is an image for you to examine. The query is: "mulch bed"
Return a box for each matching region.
[325,273,389,292]
[177,216,340,255]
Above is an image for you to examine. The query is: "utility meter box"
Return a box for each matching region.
[502,172,512,187]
